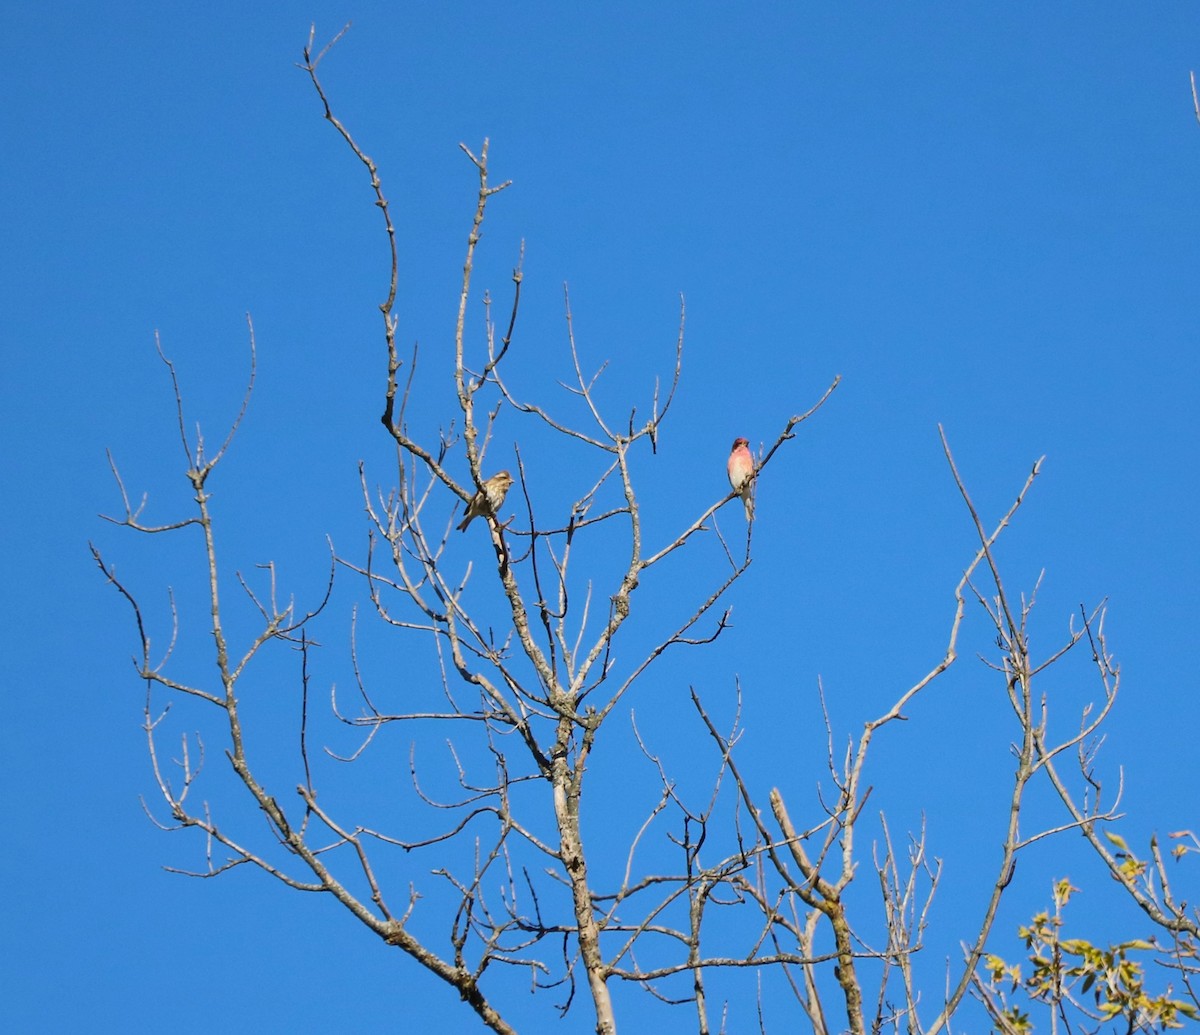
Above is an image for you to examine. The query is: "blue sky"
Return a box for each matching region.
[4,3,1199,1032]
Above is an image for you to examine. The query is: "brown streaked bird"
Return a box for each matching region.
[726,438,754,521]
[457,471,514,531]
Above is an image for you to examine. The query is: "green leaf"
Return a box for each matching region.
[1104,830,1129,852]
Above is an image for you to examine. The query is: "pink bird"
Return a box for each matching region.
[727,438,755,520]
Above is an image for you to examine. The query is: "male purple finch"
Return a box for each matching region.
[727,438,754,520]
[457,471,514,531]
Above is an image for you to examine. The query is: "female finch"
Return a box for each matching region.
[727,438,755,520]
[457,471,514,531]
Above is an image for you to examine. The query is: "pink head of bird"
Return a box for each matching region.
[731,437,749,450]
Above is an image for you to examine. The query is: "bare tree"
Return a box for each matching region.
[93,27,1197,1035]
